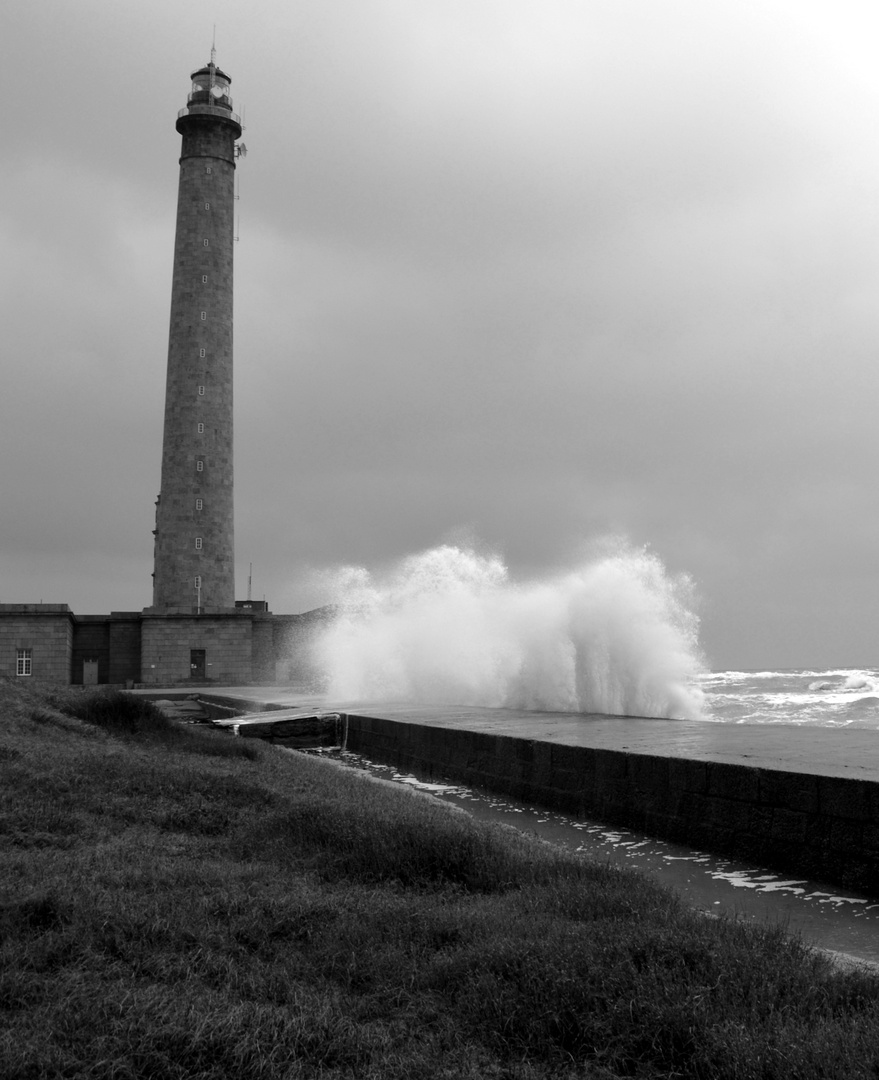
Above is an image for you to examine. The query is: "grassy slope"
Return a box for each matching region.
[2,682,879,1080]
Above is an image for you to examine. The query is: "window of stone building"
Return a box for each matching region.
[16,649,32,676]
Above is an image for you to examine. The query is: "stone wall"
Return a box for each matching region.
[71,617,110,685]
[108,614,142,686]
[0,605,74,683]
[1,604,337,687]
[251,616,276,684]
[344,713,879,895]
[152,100,240,612]
[140,614,254,685]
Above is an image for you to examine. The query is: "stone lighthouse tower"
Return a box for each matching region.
[152,55,242,613]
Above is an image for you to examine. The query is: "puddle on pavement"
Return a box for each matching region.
[302,748,879,969]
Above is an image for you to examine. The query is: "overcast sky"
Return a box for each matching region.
[3,0,879,670]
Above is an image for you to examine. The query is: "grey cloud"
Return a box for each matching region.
[4,0,879,667]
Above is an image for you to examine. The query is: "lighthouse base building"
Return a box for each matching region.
[0,57,330,688]
[0,603,329,687]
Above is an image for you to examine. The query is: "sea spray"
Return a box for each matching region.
[313,542,705,719]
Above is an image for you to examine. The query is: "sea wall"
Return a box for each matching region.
[344,712,879,895]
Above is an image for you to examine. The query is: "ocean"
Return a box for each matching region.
[699,668,879,728]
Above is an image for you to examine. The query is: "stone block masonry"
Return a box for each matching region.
[71,616,110,684]
[141,614,255,685]
[107,614,142,685]
[0,605,74,683]
[343,711,879,895]
[152,63,241,613]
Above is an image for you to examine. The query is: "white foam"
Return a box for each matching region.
[312,541,704,719]
[710,869,810,894]
[391,773,465,794]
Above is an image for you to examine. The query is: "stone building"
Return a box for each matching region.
[1,56,328,688]
[0,603,330,687]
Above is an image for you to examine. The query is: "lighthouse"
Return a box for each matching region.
[0,55,328,688]
[152,56,242,613]
[0,54,261,690]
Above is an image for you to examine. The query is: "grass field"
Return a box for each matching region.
[2,680,879,1079]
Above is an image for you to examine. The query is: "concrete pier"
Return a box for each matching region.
[141,688,879,895]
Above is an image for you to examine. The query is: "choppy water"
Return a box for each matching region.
[701,669,879,728]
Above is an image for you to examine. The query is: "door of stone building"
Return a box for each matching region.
[190,649,206,679]
[82,660,99,685]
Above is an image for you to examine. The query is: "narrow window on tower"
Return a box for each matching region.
[198,385,205,396]
[195,538,203,550]
[196,460,204,472]
[196,499,203,510]
[197,423,205,433]
[16,649,32,677]
[199,348,206,357]
[200,311,206,321]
